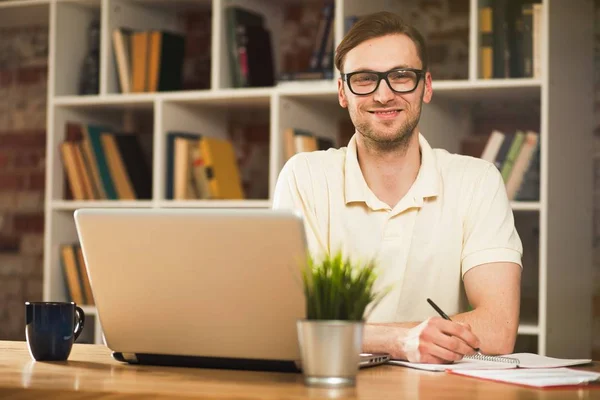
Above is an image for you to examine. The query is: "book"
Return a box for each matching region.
[480,130,505,164]
[147,30,185,92]
[388,352,592,372]
[199,136,244,199]
[112,27,133,93]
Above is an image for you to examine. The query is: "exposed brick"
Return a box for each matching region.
[12,213,44,234]
[22,256,42,278]
[15,191,43,212]
[20,234,43,256]
[16,67,47,85]
[0,192,17,211]
[0,254,23,276]
[0,69,12,87]
[0,132,46,148]
[13,151,43,168]
[0,152,10,168]
[0,235,19,253]
[27,172,45,191]
[0,276,22,299]
[25,278,43,302]
[0,298,25,341]
[0,173,25,191]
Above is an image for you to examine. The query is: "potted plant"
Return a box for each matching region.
[296,250,391,387]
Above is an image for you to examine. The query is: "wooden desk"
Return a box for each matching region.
[1,341,600,399]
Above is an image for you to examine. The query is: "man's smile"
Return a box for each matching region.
[368,108,403,119]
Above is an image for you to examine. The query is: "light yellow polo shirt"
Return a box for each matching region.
[272,133,523,323]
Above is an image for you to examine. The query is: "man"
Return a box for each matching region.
[272,11,523,364]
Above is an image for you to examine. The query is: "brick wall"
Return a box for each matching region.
[0,26,48,340]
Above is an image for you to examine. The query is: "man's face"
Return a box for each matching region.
[338,34,433,149]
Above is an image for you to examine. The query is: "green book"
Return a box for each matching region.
[500,131,525,182]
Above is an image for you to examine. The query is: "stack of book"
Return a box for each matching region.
[479,129,540,200]
[283,128,335,162]
[59,122,153,200]
[165,132,245,200]
[112,28,186,93]
[60,243,94,306]
[225,6,275,88]
[479,0,543,79]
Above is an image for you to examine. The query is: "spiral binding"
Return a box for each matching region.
[464,353,520,365]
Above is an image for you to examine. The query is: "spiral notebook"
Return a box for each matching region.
[388,352,592,371]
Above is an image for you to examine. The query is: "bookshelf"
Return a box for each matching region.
[1,0,594,356]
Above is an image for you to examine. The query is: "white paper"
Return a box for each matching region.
[450,368,600,388]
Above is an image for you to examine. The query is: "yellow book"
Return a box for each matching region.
[199,137,244,199]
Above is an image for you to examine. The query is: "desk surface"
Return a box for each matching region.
[1,340,600,399]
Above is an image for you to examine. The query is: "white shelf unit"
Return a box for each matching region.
[0,0,591,354]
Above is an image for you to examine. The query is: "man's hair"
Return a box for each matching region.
[334,11,429,73]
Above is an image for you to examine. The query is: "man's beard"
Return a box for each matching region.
[351,106,422,154]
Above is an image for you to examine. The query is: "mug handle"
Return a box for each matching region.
[74,306,86,341]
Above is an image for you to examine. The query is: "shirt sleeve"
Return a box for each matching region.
[461,163,524,277]
[272,155,328,260]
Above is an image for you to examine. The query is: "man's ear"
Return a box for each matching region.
[422,71,433,104]
[338,78,348,108]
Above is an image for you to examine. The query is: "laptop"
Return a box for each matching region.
[74,208,389,372]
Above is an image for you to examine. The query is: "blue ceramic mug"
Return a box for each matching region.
[25,302,85,361]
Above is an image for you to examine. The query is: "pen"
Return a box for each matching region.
[426,298,480,352]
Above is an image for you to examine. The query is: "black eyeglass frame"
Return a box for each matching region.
[340,68,426,96]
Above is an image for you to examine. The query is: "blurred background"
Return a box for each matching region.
[0,0,598,357]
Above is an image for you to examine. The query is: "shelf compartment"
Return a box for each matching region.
[278,94,348,171]
[159,93,272,202]
[51,103,155,202]
[44,210,84,306]
[216,0,283,90]
[53,0,102,96]
[104,0,212,95]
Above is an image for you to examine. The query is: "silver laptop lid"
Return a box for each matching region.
[74,208,307,362]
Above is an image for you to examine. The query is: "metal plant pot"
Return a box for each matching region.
[296,319,364,387]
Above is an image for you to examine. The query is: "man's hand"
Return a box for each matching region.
[398,317,480,363]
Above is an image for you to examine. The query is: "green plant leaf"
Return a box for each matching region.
[299,250,392,321]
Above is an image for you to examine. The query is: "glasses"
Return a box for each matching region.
[341,68,425,96]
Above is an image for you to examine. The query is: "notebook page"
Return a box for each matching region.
[506,353,592,368]
[449,368,600,388]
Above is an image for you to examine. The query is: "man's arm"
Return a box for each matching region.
[451,261,521,355]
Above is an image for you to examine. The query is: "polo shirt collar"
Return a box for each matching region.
[344,132,439,209]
